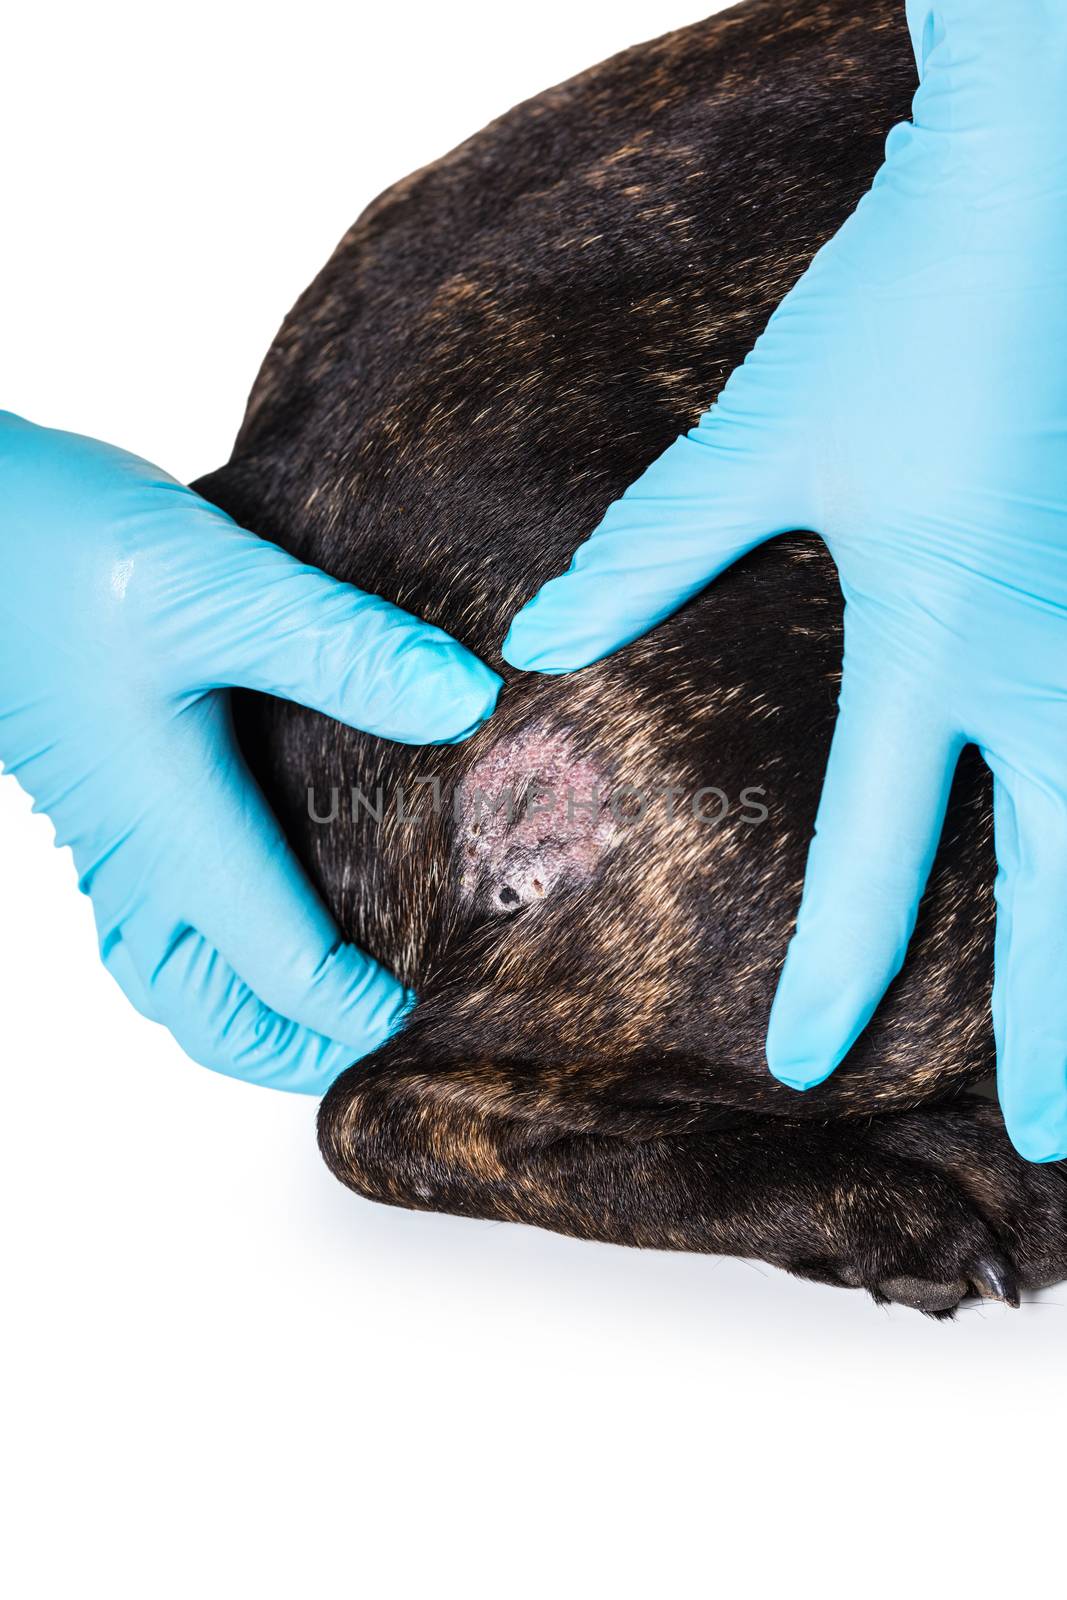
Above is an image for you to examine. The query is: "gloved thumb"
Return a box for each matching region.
[502,312,811,675]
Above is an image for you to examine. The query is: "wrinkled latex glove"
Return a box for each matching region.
[503,2,1067,1162]
[0,412,500,1090]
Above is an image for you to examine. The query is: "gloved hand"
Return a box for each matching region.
[503,2,1067,1162]
[0,412,500,1090]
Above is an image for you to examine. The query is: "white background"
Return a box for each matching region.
[3,2,1064,1596]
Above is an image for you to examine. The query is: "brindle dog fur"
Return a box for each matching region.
[195,0,1067,1314]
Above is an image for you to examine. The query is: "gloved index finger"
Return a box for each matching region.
[176,513,501,746]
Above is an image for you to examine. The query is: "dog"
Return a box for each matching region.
[194,0,1067,1314]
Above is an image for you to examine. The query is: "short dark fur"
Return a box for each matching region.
[196,0,1067,1313]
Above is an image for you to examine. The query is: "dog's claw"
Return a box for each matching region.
[970,1255,1020,1307]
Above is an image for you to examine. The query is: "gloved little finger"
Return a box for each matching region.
[988,755,1067,1164]
[114,914,376,1092]
[99,924,160,1024]
[168,713,412,1051]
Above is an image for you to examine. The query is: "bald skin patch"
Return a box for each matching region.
[456,724,616,914]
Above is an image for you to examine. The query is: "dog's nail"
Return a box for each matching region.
[971,1255,1020,1307]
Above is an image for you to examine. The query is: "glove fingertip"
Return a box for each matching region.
[767,1062,837,1093]
[101,938,161,1025]
[501,628,575,675]
[1000,1095,1067,1166]
[434,665,504,742]
[501,601,610,675]
[765,950,854,1093]
[368,638,502,744]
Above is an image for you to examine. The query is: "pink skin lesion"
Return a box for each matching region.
[456,724,616,913]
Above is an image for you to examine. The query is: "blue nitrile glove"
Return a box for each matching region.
[503,2,1067,1162]
[0,412,500,1090]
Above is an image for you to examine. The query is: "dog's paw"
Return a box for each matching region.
[870,1098,1067,1304]
[789,1100,1067,1316]
[787,1151,1025,1316]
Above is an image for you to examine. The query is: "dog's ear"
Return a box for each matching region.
[318,1029,519,1216]
[318,1000,742,1223]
